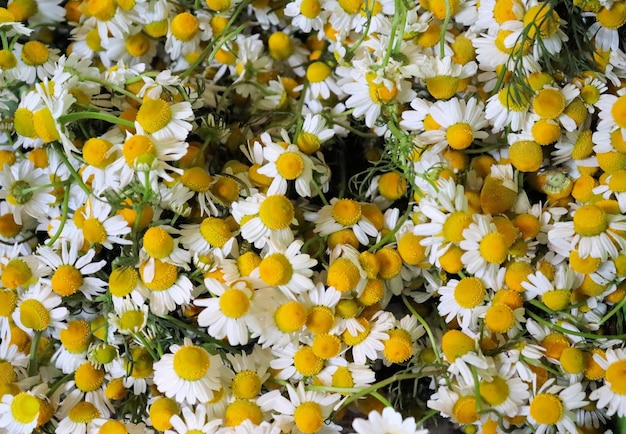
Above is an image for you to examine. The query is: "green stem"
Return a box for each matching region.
[597,292,626,326]
[28,331,42,376]
[58,111,135,129]
[370,391,392,407]
[527,310,626,340]
[368,204,411,253]
[79,75,142,103]
[46,180,71,247]
[160,314,238,353]
[439,0,452,58]
[52,143,92,196]
[402,294,443,366]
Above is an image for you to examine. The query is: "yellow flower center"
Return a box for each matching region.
[99,420,128,434]
[377,171,407,200]
[293,345,324,376]
[11,393,40,425]
[51,264,84,297]
[454,277,485,309]
[237,252,261,277]
[606,359,626,394]
[480,376,510,406]
[268,32,294,61]
[541,289,571,311]
[140,259,178,291]
[416,22,441,48]
[479,232,508,264]
[383,329,413,363]
[211,176,240,205]
[259,253,294,286]
[125,347,153,379]
[452,396,479,424]
[375,248,402,279]
[119,309,145,332]
[33,107,59,143]
[531,119,561,145]
[123,134,156,168]
[484,303,515,333]
[173,345,210,381]
[306,305,335,335]
[332,366,354,389]
[445,123,474,150]
[125,32,150,57]
[82,217,107,245]
[0,361,16,385]
[338,0,361,13]
[14,108,36,139]
[0,49,17,69]
[92,343,117,365]
[596,2,626,29]
[336,298,359,319]
[608,169,626,192]
[541,333,570,359]
[509,140,543,172]
[332,199,362,226]
[573,204,608,237]
[2,259,32,290]
[327,257,361,293]
[493,0,522,23]
[523,3,560,38]
[75,362,105,392]
[68,401,100,423]
[60,320,91,353]
[342,317,371,346]
[530,394,563,425]
[312,333,342,359]
[20,299,50,331]
[397,233,426,265]
[144,19,169,38]
[580,84,600,106]
[136,98,172,134]
[0,289,17,318]
[274,301,306,333]
[560,347,584,374]
[429,0,459,18]
[358,251,379,279]
[498,85,531,111]
[258,195,294,230]
[367,75,398,104]
[232,370,262,399]
[359,279,384,306]
[276,151,305,180]
[181,167,213,193]
[224,400,263,427]
[442,211,472,243]
[8,0,38,20]
[142,227,174,259]
[426,75,460,100]
[149,398,179,432]
[83,138,115,169]
[200,217,232,248]
[87,0,117,21]
[611,94,626,129]
[109,267,138,297]
[21,41,49,66]
[533,88,565,119]
[296,132,321,155]
[294,402,324,434]
[219,288,250,318]
[306,61,331,83]
[117,0,135,10]
[301,0,321,17]
[171,12,199,41]
[584,349,606,381]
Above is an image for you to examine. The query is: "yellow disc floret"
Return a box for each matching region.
[142,227,174,259]
[573,204,608,236]
[275,301,307,333]
[173,345,210,381]
[219,288,250,318]
[530,394,563,425]
[258,195,294,230]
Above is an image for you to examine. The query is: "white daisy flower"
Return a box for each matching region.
[301,60,343,101]
[195,279,260,346]
[153,337,223,405]
[165,403,222,434]
[437,276,489,332]
[179,216,237,257]
[78,197,132,250]
[139,258,193,317]
[56,398,102,434]
[589,347,626,417]
[284,0,329,33]
[342,310,394,365]
[0,391,41,434]
[102,26,158,68]
[305,197,378,246]
[134,97,193,142]
[12,281,67,337]
[352,407,428,434]
[139,225,191,284]
[13,41,60,84]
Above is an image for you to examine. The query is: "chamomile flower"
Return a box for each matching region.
[342,310,394,365]
[595,87,626,139]
[14,41,60,84]
[139,258,193,317]
[179,216,237,257]
[522,265,582,310]
[284,0,329,33]
[108,299,149,335]
[164,10,212,62]
[0,391,41,434]
[523,379,588,434]
[134,97,193,142]
[302,60,343,101]
[485,82,534,132]
[51,318,93,374]
[102,26,158,68]
[231,193,297,249]
[352,407,428,434]
[12,281,67,336]
[306,197,378,246]
[166,404,222,434]
[589,347,626,417]
[56,400,102,434]
[587,3,626,51]
[257,382,341,434]
[477,361,530,417]
[153,337,224,405]
[139,225,191,284]
[195,279,259,346]
[257,136,316,197]
[594,169,626,212]
[250,240,317,299]
[78,197,132,250]
[0,160,55,226]
[437,276,489,331]
[427,383,482,427]
[37,243,107,299]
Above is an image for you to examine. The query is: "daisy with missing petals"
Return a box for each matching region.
[0,160,55,225]
[305,197,378,246]
[153,337,223,405]
[179,216,237,258]
[256,133,316,197]
[37,243,107,300]
[258,382,341,434]
[589,347,626,417]
[12,281,68,337]
[0,390,41,434]
[522,265,582,311]
[231,193,297,249]
[250,240,317,299]
[194,279,260,346]
[139,225,191,284]
[78,197,132,250]
[139,258,193,316]
[460,214,511,288]
[437,276,488,332]
[523,378,588,434]
[352,407,428,434]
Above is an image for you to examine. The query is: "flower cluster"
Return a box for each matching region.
[1,0,626,432]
